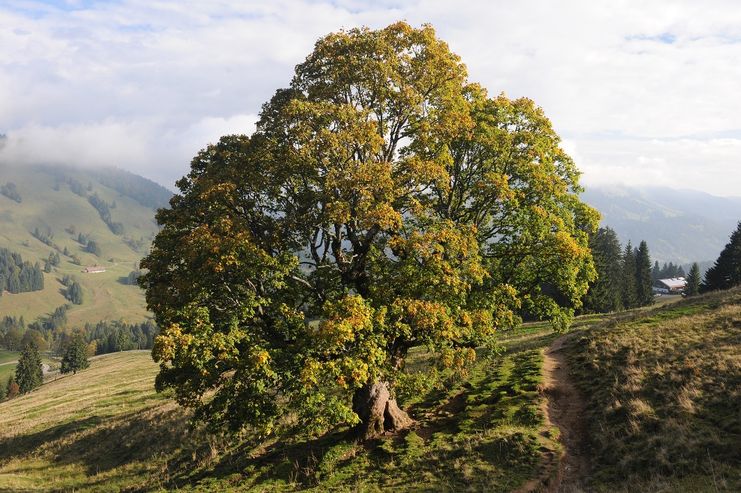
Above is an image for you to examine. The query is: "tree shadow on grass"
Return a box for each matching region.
[53,405,188,475]
[166,426,357,490]
[0,403,191,490]
[0,415,104,462]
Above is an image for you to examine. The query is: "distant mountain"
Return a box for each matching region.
[0,164,172,326]
[2,167,736,324]
[581,185,741,265]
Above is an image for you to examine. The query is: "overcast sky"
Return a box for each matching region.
[1,0,741,196]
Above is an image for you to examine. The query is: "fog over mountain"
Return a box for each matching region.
[582,185,741,265]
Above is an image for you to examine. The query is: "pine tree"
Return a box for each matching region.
[32,262,44,290]
[85,240,101,256]
[584,227,623,313]
[685,262,701,296]
[7,271,20,294]
[635,240,654,306]
[701,222,741,292]
[621,241,638,309]
[61,335,90,375]
[15,341,43,394]
[66,281,83,305]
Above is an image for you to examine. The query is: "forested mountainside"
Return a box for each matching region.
[582,185,741,265]
[0,164,171,326]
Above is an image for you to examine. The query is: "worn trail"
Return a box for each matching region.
[540,334,590,492]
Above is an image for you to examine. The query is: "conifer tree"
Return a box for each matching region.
[85,240,101,256]
[652,260,661,282]
[621,241,638,309]
[635,240,654,306]
[61,335,90,375]
[66,281,83,305]
[701,222,741,292]
[15,341,43,394]
[685,262,701,296]
[584,227,623,313]
[7,271,20,294]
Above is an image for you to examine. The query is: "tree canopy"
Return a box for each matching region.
[701,221,741,292]
[141,22,598,439]
[61,335,90,375]
[16,341,43,394]
[685,262,701,296]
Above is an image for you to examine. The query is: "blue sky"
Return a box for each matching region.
[5,0,105,16]
[1,0,741,195]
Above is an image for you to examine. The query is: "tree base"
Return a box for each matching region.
[353,381,413,440]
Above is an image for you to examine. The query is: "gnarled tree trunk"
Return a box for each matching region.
[352,381,413,440]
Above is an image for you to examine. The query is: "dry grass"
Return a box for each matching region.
[567,288,741,492]
[0,345,559,492]
[0,351,198,492]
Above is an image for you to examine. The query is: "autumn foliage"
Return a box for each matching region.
[141,22,598,439]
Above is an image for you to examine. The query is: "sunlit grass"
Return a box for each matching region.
[568,288,741,492]
[2,290,738,491]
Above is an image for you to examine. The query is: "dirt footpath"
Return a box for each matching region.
[541,334,590,492]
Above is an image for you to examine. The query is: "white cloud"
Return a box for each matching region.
[576,136,741,195]
[0,0,740,195]
[0,114,257,186]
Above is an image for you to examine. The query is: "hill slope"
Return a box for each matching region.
[582,185,741,265]
[1,291,738,491]
[0,165,171,325]
[566,288,741,491]
[0,348,559,491]
[0,351,184,492]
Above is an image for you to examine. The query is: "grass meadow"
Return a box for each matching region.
[0,290,738,491]
[568,288,741,492]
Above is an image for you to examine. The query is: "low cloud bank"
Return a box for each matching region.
[0,115,257,188]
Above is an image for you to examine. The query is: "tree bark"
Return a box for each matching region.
[352,381,413,440]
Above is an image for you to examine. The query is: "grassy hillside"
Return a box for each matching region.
[568,288,741,492]
[0,291,738,492]
[0,350,560,491]
[0,351,184,492]
[0,165,171,325]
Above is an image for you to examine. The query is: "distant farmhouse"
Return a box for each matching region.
[82,265,106,274]
[653,277,686,295]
